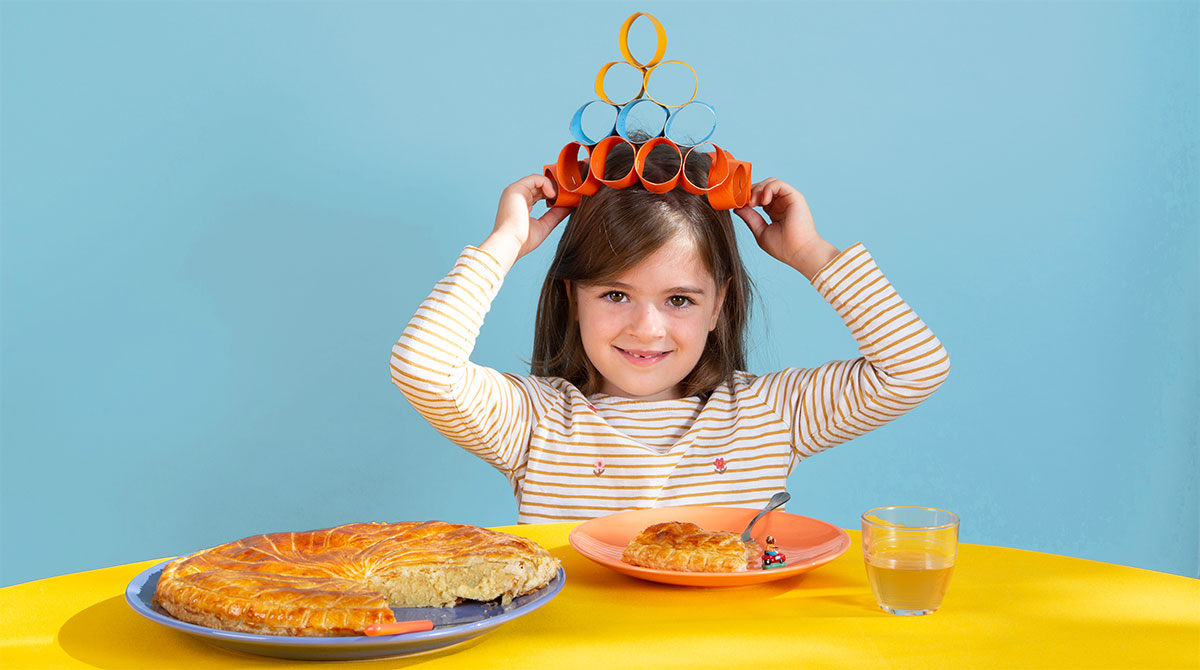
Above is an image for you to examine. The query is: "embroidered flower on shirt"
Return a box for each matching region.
[593,459,605,476]
[714,457,727,474]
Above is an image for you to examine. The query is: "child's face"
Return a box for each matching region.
[574,236,725,401]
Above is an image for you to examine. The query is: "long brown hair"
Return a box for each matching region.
[531,143,753,397]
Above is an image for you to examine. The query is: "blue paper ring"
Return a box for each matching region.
[615,98,670,142]
[570,101,620,146]
[664,101,717,146]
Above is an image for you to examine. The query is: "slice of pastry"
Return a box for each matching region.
[154,521,560,636]
[621,521,759,572]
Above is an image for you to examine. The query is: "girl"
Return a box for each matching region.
[390,149,948,522]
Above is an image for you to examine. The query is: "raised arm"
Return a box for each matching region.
[735,179,949,457]
[389,176,571,478]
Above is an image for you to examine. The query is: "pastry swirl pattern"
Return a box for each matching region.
[621,521,759,573]
[154,521,560,637]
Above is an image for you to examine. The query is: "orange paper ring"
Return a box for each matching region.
[634,137,682,194]
[643,60,699,109]
[556,142,601,197]
[544,164,583,208]
[618,12,667,69]
[730,160,753,207]
[706,159,752,210]
[680,144,731,195]
[590,136,640,188]
[595,61,646,106]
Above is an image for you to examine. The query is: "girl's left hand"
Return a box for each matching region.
[733,178,840,280]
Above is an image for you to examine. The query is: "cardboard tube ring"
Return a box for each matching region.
[680,143,731,195]
[556,142,601,197]
[543,164,583,208]
[644,60,699,109]
[731,160,752,207]
[664,101,717,146]
[547,139,752,210]
[618,12,667,69]
[615,98,670,141]
[570,100,619,145]
[590,136,640,188]
[707,159,752,210]
[595,61,646,106]
[634,137,683,194]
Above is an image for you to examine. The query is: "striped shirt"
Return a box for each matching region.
[390,243,949,522]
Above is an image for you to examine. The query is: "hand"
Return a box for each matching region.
[733,178,840,280]
[482,175,572,273]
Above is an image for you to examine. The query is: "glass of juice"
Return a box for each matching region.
[861,506,959,616]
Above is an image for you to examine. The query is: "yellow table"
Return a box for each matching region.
[3,523,1197,669]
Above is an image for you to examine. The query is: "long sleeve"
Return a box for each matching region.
[389,246,538,481]
[391,242,948,520]
[752,243,950,459]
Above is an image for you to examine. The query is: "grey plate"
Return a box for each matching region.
[125,561,565,661]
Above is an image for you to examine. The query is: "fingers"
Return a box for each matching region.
[536,205,571,229]
[735,177,811,246]
[750,177,803,211]
[534,175,558,204]
[503,174,558,208]
[749,177,781,209]
[529,175,558,205]
[732,204,768,240]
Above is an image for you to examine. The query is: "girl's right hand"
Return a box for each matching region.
[482,175,571,271]
[733,178,840,280]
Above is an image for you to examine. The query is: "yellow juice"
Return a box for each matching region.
[865,549,955,613]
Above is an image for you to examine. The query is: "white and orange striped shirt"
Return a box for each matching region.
[390,243,948,523]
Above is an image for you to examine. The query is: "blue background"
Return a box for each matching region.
[2,1,1196,586]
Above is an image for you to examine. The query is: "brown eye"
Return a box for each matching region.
[668,296,693,308]
[604,291,627,303]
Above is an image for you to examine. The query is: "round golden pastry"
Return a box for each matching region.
[153,520,560,637]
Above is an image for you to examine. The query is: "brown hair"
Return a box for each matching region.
[530,143,753,397]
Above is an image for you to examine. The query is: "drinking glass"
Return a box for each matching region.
[861,506,959,616]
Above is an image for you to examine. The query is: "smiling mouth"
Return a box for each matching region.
[616,347,671,364]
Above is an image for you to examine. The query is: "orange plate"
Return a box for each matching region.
[568,506,850,587]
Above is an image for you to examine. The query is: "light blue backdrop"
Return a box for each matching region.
[2,1,1196,586]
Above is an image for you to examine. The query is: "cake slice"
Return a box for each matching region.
[621,521,759,572]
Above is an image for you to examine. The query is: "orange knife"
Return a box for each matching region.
[363,620,434,636]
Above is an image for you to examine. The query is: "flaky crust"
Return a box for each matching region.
[621,521,759,572]
[154,521,560,637]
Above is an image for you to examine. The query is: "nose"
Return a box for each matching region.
[627,303,667,340]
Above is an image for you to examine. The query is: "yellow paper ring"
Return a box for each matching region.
[595,61,647,106]
[644,60,699,109]
[618,12,667,69]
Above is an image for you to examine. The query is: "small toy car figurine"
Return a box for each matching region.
[762,535,787,569]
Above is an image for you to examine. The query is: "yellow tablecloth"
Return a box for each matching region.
[2,523,1197,669]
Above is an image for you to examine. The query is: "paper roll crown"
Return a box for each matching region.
[543,12,752,210]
